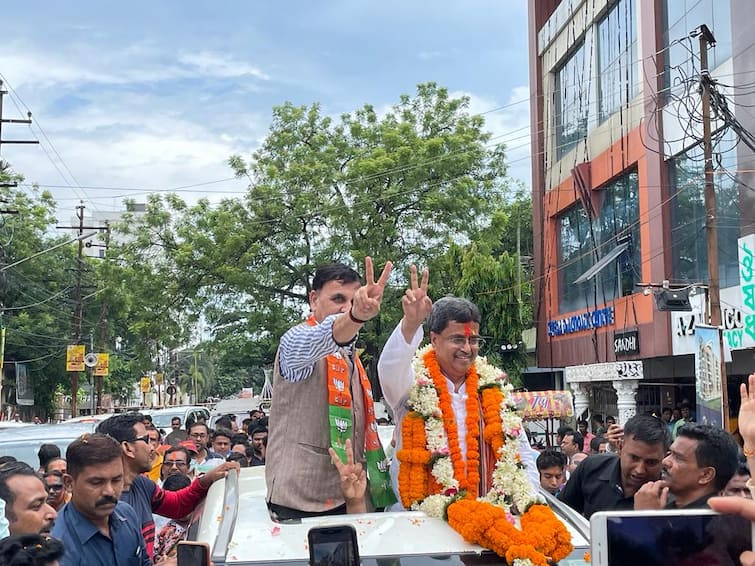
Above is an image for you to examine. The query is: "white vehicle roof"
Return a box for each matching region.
[194,467,590,565]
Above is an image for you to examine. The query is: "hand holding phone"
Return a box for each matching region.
[606,424,623,451]
[308,525,360,566]
[177,541,210,566]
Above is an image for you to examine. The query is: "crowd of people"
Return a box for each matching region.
[0,407,269,565]
[4,259,755,565]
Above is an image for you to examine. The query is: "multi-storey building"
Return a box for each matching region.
[528,0,755,424]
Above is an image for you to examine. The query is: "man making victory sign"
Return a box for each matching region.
[377,266,571,564]
[266,257,396,520]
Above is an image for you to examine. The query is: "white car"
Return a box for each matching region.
[190,467,590,565]
[143,406,210,433]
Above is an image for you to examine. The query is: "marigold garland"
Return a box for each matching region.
[423,349,480,495]
[400,345,574,564]
[396,413,431,508]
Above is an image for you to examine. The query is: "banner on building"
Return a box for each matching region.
[93,353,110,377]
[694,324,724,428]
[140,376,152,393]
[66,344,85,372]
[15,362,34,406]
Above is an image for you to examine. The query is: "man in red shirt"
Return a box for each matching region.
[97,413,239,560]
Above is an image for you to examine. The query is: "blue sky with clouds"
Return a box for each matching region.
[0,1,531,221]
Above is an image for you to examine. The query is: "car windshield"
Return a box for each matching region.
[0,439,73,468]
[150,411,186,428]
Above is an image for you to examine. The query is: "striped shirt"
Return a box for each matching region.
[278,314,356,382]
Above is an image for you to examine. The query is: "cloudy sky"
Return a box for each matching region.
[0,1,531,222]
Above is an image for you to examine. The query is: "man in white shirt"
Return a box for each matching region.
[377,266,539,510]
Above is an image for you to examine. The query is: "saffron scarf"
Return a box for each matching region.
[306,316,396,508]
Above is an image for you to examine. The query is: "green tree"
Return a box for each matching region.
[0,165,82,414]
[111,83,515,382]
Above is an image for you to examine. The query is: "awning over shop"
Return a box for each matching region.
[511,390,574,420]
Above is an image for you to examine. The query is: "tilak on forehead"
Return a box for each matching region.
[464,322,471,337]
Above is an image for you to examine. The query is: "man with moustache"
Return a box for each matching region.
[0,462,57,536]
[633,423,739,509]
[559,414,670,518]
[266,258,395,519]
[51,433,150,566]
[97,412,238,560]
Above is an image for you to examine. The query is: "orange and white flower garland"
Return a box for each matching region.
[399,344,573,566]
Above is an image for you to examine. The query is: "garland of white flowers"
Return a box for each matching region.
[407,344,539,519]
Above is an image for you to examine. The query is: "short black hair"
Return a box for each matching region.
[212,428,233,442]
[0,456,18,466]
[536,449,567,471]
[0,534,65,565]
[230,433,248,446]
[677,424,740,490]
[590,436,606,452]
[0,462,42,519]
[44,458,65,474]
[557,426,574,438]
[564,431,584,451]
[37,444,61,470]
[171,416,181,424]
[214,416,232,430]
[96,413,144,443]
[162,472,192,492]
[623,414,671,450]
[227,452,249,467]
[250,425,268,437]
[188,421,210,435]
[312,264,361,291]
[426,297,481,334]
[66,433,122,478]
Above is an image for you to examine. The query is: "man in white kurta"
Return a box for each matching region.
[377,269,539,508]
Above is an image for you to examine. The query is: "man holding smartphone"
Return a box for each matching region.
[558,414,669,518]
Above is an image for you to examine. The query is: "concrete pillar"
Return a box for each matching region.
[612,379,639,425]
[569,382,590,422]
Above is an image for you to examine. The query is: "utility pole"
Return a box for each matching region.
[0,81,38,154]
[697,24,730,430]
[56,203,108,417]
[94,222,110,414]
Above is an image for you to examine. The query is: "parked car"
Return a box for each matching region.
[0,422,98,467]
[143,406,210,433]
[189,467,590,565]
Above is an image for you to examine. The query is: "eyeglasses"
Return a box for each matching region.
[129,434,151,445]
[161,460,188,468]
[445,335,486,348]
[46,484,64,492]
[190,432,207,439]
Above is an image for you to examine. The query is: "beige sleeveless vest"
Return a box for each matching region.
[265,345,366,512]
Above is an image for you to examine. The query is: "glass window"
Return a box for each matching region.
[598,0,638,121]
[663,0,732,92]
[669,130,740,288]
[555,42,589,159]
[558,170,641,313]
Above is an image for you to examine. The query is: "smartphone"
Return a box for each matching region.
[590,509,753,566]
[308,525,360,566]
[177,541,210,566]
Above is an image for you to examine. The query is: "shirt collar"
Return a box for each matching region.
[65,500,127,544]
[597,454,625,493]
